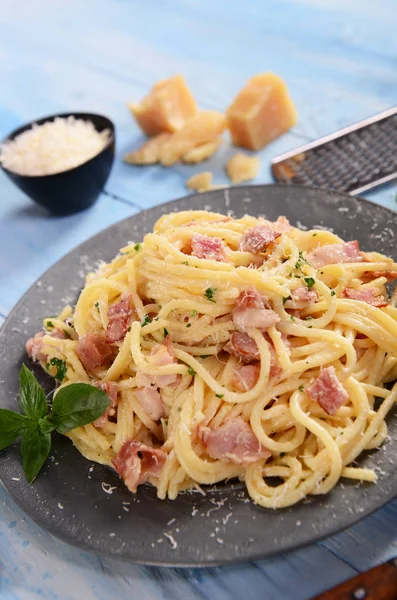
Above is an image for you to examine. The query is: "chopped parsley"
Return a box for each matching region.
[312,233,317,237]
[298,385,304,392]
[134,243,141,251]
[283,296,291,305]
[187,368,196,376]
[191,310,198,317]
[290,315,296,321]
[200,355,211,359]
[141,315,152,327]
[216,393,224,398]
[45,320,54,328]
[164,328,169,338]
[186,323,191,328]
[330,290,336,297]
[63,329,72,339]
[182,261,189,266]
[304,277,315,289]
[305,316,314,320]
[295,251,304,269]
[295,251,311,270]
[204,288,216,302]
[48,358,67,382]
[94,302,100,313]
[127,326,131,332]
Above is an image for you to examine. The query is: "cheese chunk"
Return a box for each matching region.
[227,153,260,183]
[124,133,171,165]
[226,73,297,150]
[128,75,197,136]
[182,139,222,164]
[186,172,213,192]
[159,111,227,166]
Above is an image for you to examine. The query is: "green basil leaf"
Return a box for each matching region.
[21,426,51,483]
[49,383,110,434]
[19,365,47,419]
[38,417,56,435]
[0,409,28,451]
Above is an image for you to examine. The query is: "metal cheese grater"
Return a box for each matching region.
[271,107,397,195]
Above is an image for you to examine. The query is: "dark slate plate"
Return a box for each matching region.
[0,184,396,567]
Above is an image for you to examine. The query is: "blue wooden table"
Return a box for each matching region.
[1,1,397,598]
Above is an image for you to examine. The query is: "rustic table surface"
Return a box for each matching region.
[1,1,397,598]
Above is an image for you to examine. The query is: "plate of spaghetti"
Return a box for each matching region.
[0,184,396,565]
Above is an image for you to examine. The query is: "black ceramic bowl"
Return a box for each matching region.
[0,112,115,215]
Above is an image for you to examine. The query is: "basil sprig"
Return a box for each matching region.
[0,365,110,483]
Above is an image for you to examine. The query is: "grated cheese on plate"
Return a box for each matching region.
[0,116,111,176]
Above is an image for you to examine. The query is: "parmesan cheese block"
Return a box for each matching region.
[128,75,197,136]
[227,152,260,183]
[186,171,213,192]
[182,139,222,164]
[226,73,298,150]
[159,111,227,166]
[124,133,171,165]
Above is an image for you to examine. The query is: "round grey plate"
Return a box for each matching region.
[0,184,396,567]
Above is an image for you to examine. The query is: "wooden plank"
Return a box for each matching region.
[0,179,140,317]
[321,499,397,571]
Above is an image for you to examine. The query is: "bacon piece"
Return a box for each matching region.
[136,338,179,388]
[306,366,348,415]
[52,328,67,339]
[342,288,388,308]
[106,294,134,343]
[76,333,112,371]
[361,269,397,283]
[135,387,166,421]
[224,332,283,380]
[236,289,267,310]
[92,381,118,428]
[307,241,363,269]
[239,224,281,254]
[291,287,318,304]
[286,308,302,319]
[198,417,271,464]
[191,234,226,262]
[224,331,260,362]
[112,441,166,493]
[26,332,47,362]
[95,381,118,405]
[273,215,292,233]
[231,364,260,392]
[232,290,280,330]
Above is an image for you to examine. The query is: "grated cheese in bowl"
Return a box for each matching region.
[0,116,111,176]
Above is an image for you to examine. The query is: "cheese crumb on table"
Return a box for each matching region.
[159,111,227,166]
[186,171,213,192]
[124,133,171,165]
[227,152,260,183]
[226,72,298,150]
[182,139,222,164]
[128,75,197,136]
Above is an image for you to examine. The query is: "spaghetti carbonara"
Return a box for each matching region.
[26,210,397,508]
